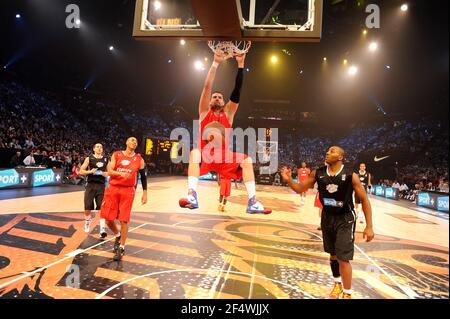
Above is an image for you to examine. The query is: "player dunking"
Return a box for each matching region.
[100,137,148,261]
[298,162,310,206]
[79,143,109,238]
[281,146,374,299]
[179,50,271,214]
[355,163,371,224]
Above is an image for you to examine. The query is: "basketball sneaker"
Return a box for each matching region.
[113,235,121,254]
[328,283,343,299]
[84,218,92,233]
[113,247,125,261]
[341,292,352,299]
[246,196,272,214]
[218,204,225,212]
[99,218,107,239]
[99,226,107,239]
[179,189,199,209]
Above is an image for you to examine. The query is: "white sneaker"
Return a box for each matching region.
[247,196,272,214]
[84,218,92,233]
[99,218,107,238]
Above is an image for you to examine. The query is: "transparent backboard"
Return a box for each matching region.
[133,0,323,42]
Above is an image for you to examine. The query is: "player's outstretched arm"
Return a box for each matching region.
[199,53,227,119]
[281,167,316,194]
[225,52,247,121]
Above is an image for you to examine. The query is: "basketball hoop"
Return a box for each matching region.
[207,41,252,57]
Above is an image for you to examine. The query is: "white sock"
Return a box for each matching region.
[119,245,125,249]
[245,181,256,199]
[334,277,342,283]
[343,288,352,295]
[188,176,198,192]
[85,213,92,220]
[99,218,106,229]
[115,232,121,238]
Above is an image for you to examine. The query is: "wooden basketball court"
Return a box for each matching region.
[0,177,448,299]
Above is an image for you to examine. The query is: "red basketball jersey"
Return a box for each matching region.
[109,151,142,187]
[200,109,232,150]
[298,168,310,181]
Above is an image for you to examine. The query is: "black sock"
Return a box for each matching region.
[330,259,340,278]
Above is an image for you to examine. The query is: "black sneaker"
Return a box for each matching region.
[113,247,125,261]
[113,236,121,253]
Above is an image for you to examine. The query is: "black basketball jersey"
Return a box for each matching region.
[86,155,108,184]
[315,165,355,215]
[358,170,369,188]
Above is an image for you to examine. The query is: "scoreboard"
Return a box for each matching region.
[145,138,179,160]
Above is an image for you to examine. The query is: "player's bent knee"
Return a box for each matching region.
[241,156,253,167]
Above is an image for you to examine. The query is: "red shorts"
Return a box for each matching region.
[220,178,231,197]
[100,185,136,223]
[200,151,246,180]
[314,191,323,209]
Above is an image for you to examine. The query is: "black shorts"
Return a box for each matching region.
[321,210,356,261]
[84,182,106,211]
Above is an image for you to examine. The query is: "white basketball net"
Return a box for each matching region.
[207,41,252,57]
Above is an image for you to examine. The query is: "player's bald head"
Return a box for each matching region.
[325,146,345,164]
[332,146,345,157]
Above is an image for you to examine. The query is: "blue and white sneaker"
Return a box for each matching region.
[179,189,199,209]
[246,196,272,214]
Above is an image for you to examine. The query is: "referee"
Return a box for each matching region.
[80,143,109,238]
[281,146,374,299]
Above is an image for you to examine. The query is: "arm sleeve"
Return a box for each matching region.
[230,68,244,104]
[139,169,147,190]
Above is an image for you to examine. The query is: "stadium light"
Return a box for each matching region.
[401,4,408,12]
[75,19,81,26]
[369,42,378,52]
[348,65,358,76]
[15,13,21,19]
[343,59,348,65]
[154,1,162,11]
[180,39,186,46]
[109,46,114,51]
[270,55,278,64]
[194,60,205,71]
[362,29,368,35]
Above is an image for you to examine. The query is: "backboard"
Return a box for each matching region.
[133,0,323,42]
